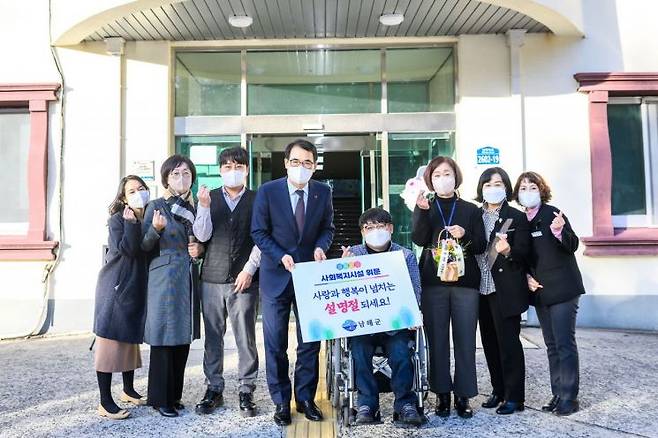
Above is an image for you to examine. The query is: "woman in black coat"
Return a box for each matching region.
[474,167,530,415]
[514,171,585,417]
[93,175,150,419]
[412,156,487,419]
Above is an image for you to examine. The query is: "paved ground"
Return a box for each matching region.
[342,327,658,438]
[1,325,657,437]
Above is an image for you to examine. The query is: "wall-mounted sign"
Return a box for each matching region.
[476,146,500,165]
[131,160,155,181]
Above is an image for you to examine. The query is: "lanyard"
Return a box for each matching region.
[435,197,457,228]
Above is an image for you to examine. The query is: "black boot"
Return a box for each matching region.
[554,399,579,416]
[481,393,503,409]
[239,392,257,417]
[542,395,560,412]
[195,388,223,415]
[496,401,524,415]
[455,396,473,418]
[435,393,450,417]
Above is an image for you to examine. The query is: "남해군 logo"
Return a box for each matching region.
[342,320,357,332]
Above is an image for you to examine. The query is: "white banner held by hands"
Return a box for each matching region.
[291,251,422,342]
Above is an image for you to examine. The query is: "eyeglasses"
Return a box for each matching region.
[362,223,389,231]
[170,170,192,179]
[288,159,315,169]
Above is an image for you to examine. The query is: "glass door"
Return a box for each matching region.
[385,132,455,249]
[246,132,454,251]
[175,135,242,193]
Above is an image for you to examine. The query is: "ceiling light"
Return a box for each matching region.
[379,13,404,26]
[229,15,253,28]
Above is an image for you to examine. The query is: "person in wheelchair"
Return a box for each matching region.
[341,208,423,426]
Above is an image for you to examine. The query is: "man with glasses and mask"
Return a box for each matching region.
[192,147,261,418]
[251,139,335,426]
[341,207,424,426]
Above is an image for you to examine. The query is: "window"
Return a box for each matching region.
[575,73,658,256]
[0,109,30,234]
[247,50,382,115]
[0,84,60,260]
[175,52,241,116]
[608,98,657,227]
[175,135,242,192]
[387,48,455,113]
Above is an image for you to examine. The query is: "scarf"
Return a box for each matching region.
[163,188,196,235]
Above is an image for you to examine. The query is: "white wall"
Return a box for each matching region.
[44,40,171,334]
[0,0,61,338]
[124,41,171,193]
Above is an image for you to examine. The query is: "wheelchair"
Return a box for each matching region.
[326,327,430,427]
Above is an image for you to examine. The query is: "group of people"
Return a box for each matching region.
[92,139,585,428]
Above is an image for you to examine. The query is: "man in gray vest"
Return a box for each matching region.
[192,147,260,417]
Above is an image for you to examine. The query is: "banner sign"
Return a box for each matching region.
[291,251,422,342]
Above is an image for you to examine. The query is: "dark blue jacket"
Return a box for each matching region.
[93,212,147,344]
[251,177,335,298]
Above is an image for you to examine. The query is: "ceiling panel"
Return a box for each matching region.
[86,0,550,41]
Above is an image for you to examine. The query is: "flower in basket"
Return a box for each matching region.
[432,233,468,282]
[432,238,461,264]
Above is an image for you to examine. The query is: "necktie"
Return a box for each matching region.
[295,189,305,236]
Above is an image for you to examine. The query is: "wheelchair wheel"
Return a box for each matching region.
[330,339,342,408]
[325,341,334,402]
[342,405,352,427]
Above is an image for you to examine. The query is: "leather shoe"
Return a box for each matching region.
[554,399,579,416]
[195,389,223,415]
[455,397,473,419]
[482,393,503,409]
[153,406,178,417]
[239,392,257,417]
[542,395,560,412]
[496,401,525,415]
[296,400,324,421]
[273,404,292,426]
[435,393,450,417]
[174,401,185,410]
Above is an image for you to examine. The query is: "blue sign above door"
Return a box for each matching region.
[476,146,500,165]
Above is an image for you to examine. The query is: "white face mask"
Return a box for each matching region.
[127,190,149,209]
[432,175,455,196]
[518,191,541,208]
[482,186,507,204]
[221,169,246,189]
[364,229,391,249]
[168,176,188,195]
[287,166,314,186]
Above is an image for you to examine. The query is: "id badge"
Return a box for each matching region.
[531,230,543,238]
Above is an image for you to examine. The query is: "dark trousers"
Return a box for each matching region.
[535,296,580,401]
[479,293,526,402]
[350,330,416,412]
[421,285,479,398]
[147,344,190,408]
[261,281,320,405]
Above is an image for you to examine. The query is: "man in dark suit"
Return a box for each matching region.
[251,139,335,426]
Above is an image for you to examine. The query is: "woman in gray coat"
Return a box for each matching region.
[141,154,204,417]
